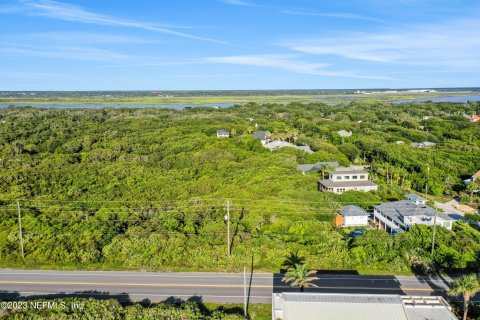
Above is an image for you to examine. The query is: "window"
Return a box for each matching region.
[352,175,358,179]
[344,176,350,179]
[360,175,366,179]
[336,176,342,180]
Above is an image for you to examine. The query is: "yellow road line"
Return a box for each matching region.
[0,281,446,291]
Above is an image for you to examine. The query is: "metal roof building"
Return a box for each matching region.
[272,293,457,320]
[264,141,314,153]
[341,205,368,217]
[373,197,455,232]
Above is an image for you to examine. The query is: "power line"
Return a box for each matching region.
[1,198,386,205]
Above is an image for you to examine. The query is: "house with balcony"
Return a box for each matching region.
[318,166,378,194]
[373,194,454,234]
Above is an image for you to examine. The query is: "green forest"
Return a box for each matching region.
[0,102,479,274]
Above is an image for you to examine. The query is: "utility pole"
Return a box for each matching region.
[425,164,430,195]
[431,208,437,256]
[225,201,231,256]
[16,201,25,260]
[243,266,247,319]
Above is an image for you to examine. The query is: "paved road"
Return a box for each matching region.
[0,270,455,304]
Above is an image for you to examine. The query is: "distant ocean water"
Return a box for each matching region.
[393,96,480,104]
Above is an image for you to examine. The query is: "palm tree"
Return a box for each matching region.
[282,263,319,292]
[466,182,477,204]
[282,251,305,269]
[449,274,480,320]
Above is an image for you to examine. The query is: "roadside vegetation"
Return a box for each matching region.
[0,298,272,319]
[0,102,479,275]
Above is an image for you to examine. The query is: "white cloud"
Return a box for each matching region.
[0,5,24,13]
[280,10,384,23]
[206,54,392,79]
[8,32,153,44]
[0,44,130,61]
[281,18,480,69]
[16,0,228,44]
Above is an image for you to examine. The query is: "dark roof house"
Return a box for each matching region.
[297,162,340,173]
[341,205,368,217]
[253,131,268,140]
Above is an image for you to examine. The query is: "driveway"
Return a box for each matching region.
[434,199,465,220]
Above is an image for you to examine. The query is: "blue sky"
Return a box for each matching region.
[1,0,480,90]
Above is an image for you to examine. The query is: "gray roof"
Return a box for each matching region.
[295,145,314,154]
[341,205,368,217]
[337,130,352,137]
[279,293,408,320]
[216,129,229,134]
[319,180,378,188]
[264,141,314,153]
[406,194,427,202]
[253,131,268,140]
[297,162,340,173]
[274,293,457,320]
[284,293,402,304]
[331,169,368,175]
[264,141,294,149]
[374,200,454,221]
[411,141,437,148]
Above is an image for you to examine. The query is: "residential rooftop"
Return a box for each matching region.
[272,293,457,320]
[331,169,368,175]
[374,200,454,222]
[297,162,340,173]
[253,131,268,140]
[264,141,314,153]
[406,194,427,202]
[341,205,368,217]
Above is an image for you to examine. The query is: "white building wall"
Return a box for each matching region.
[333,185,378,194]
[344,215,368,226]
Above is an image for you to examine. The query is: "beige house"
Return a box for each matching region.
[319,167,378,194]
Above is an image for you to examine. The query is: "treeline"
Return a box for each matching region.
[0,102,479,273]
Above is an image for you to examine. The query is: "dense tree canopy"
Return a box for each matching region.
[0,102,479,273]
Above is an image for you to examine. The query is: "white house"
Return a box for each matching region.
[337,205,369,227]
[463,169,480,184]
[411,141,436,148]
[216,130,230,138]
[319,167,378,194]
[373,194,454,234]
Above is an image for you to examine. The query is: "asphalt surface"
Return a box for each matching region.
[0,270,455,304]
